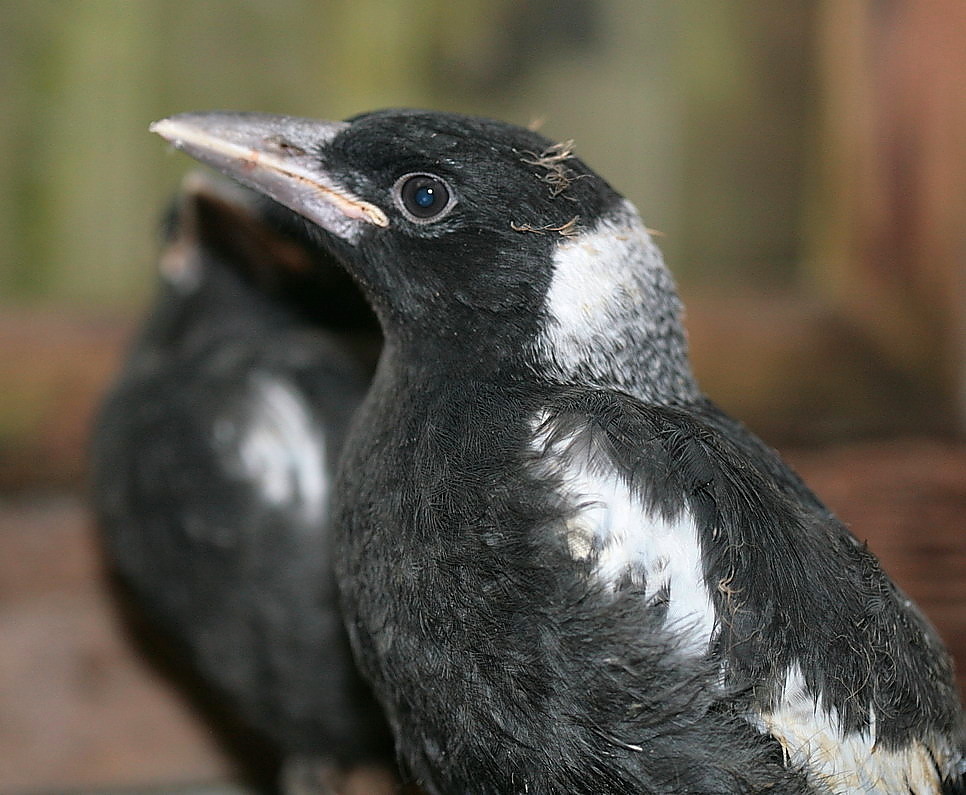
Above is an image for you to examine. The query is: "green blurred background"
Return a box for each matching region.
[2,0,964,493]
[0,3,964,791]
[2,0,820,305]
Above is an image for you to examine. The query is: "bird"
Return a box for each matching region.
[90,171,395,794]
[150,109,965,794]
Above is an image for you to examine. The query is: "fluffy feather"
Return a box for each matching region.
[150,108,965,794]
[90,175,392,790]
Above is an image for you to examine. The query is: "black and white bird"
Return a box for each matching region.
[151,109,965,794]
[90,172,394,793]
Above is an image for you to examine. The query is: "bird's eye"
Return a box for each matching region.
[393,173,455,223]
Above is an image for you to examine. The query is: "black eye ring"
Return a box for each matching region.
[393,173,456,223]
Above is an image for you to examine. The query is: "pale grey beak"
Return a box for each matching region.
[150,111,388,242]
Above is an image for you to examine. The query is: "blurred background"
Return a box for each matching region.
[1,1,963,792]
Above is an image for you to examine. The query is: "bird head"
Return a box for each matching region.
[153,170,379,336]
[152,109,697,399]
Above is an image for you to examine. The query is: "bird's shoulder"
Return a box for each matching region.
[529,387,964,768]
[527,387,787,521]
[525,388,767,654]
[93,330,359,558]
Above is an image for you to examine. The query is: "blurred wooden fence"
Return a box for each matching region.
[0,0,964,489]
[808,0,966,432]
[0,0,819,306]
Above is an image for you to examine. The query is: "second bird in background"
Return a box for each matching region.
[90,172,393,794]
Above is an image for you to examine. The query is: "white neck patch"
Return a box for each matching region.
[537,201,698,403]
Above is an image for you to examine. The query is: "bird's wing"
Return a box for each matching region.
[210,366,331,527]
[92,339,396,755]
[91,339,342,646]
[529,386,964,794]
[529,399,718,657]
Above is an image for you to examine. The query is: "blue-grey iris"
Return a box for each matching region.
[398,174,452,220]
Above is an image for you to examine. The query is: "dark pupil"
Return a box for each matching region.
[403,176,448,218]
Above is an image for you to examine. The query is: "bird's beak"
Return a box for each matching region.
[150,112,388,243]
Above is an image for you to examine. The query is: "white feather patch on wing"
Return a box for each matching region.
[215,373,328,524]
[531,411,716,654]
[751,664,946,794]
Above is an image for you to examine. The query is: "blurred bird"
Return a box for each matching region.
[151,110,965,794]
[90,172,393,794]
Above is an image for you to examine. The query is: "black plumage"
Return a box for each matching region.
[151,109,965,794]
[90,173,392,792]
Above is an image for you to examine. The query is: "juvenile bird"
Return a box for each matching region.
[152,110,965,794]
[90,172,393,793]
